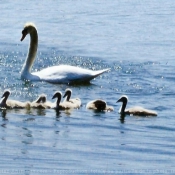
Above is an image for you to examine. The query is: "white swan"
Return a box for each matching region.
[63,88,81,109]
[0,90,30,109]
[20,22,110,84]
[117,95,157,116]
[86,99,114,112]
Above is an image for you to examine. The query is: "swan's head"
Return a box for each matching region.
[52,91,62,100]
[1,90,11,99]
[63,88,72,98]
[36,94,47,103]
[21,22,37,41]
[117,95,128,104]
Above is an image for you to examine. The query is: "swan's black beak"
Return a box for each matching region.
[116,99,121,103]
[52,94,57,99]
[63,92,67,98]
[21,34,27,41]
[21,29,28,41]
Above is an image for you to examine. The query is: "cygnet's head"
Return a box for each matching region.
[117,95,128,104]
[21,22,36,41]
[1,90,11,99]
[94,100,106,110]
[36,94,47,103]
[63,88,72,98]
[52,91,62,100]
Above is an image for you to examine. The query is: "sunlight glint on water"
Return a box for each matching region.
[0,0,175,174]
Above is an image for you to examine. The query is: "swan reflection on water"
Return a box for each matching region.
[1,109,7,121]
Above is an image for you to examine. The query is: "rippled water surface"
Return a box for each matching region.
[0,1,175,174]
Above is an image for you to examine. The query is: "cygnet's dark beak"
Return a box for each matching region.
[116,99,121,103]
[52,94,56,99]
[63,92,67,98]
[21,29,28,41]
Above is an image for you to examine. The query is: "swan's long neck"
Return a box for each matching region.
[22,29,38,75]
[56,96,61,109]
[0,96,8,108]
[120,102,127,114]
[0,98,5,108]
[65,92,71,101]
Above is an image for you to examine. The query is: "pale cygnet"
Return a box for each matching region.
[117,95,157,116]
[0,90,30,109]
[35,94,47,103]
[63,88,81,109]
[30,94,49,109]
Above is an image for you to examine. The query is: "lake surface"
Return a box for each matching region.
[0,0,175,174]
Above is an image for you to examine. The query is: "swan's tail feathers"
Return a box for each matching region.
[92,68,110,78]
[68,68,110,84]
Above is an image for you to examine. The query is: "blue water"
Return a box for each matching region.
[0,1,175,174]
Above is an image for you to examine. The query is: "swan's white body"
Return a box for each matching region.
[86,99,114,112]
[117,95,157,116]
[21,22,109,84]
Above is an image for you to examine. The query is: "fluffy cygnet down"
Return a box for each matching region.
[62,88,81,109]
[86,99,114,112]
[117,95,157,116]
[0,90,30,109]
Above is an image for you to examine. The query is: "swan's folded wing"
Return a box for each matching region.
[33,65,110,83]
